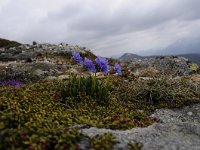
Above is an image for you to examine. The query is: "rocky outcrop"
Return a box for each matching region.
[127,56,196,76]
[80,103,200,150]
[0,42,96,82]
[0,42,92,62]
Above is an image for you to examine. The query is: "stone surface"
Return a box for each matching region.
[127,56,195,76]
[80,103,200,150]
[191,74,200,83]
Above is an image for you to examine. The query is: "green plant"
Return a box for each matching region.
[113,76,200,108]
[0,82,84,150]
[60,74,112,107]
[91,133,118,150]
[1,75,199,149]
[190,63,199,72]
[127,142,143,150]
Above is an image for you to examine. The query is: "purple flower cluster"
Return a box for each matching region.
[71,51,122,75]
[72,51,83,65]
[95,57,109,74]
[114,63,122,75]
[84,58,96,73]
[0,80,22,86]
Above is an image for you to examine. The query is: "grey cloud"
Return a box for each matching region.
[40,0,200,41]
[0,0,200,56]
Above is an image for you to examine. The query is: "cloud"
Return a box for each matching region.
[0,0,200,56]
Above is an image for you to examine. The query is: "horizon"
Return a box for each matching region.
[1,0,200,57]
[1,36,200,58]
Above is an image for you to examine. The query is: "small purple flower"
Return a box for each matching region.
[84,57,96,73]
[95,57,109,74]
[0,80,22,86]
[71,51,83,65]
[114,63,122,75]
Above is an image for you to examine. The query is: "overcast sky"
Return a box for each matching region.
[0,0,200,56]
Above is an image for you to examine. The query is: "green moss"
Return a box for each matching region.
[91,133,118,150]
[113,76,200,110]
[0,75,199,149]
[190,63,199,72]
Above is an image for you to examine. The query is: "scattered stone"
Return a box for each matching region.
[187,111,193,116]
[191,74,200,83]
[139,77,153,80]
[45,76,57,81]
[34,69,47,76]
[57,75,69,80]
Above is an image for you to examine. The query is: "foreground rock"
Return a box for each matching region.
[81,103,200,150]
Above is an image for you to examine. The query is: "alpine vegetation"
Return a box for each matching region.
[95,56,110,74]
[0,80,22,86]
[71,51,83,65]
[71,51,122,75]
[1,41,200,150]
[60,51,121,107]
[114,63,122,75]
[84,57,96,73]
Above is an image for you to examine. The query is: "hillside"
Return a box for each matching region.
[0,38,21,48]
[119,52,200,65]
[119,53,143,61]
[0,39,200,149]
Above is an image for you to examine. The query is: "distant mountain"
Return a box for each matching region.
[119,52,200,65]
[0,38,21,48]
[119,53,143,61]
[161,37,200,55]
[119,37,200,64]
[179,53,200,65]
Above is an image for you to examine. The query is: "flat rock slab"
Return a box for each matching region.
[81,103,200,150]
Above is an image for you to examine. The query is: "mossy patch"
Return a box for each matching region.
[0,76,200,149]
[90,133,118,150]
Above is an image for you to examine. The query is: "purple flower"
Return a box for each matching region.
[114,63,122,75]
[71,51,83,65]
[95,57,109,74]
[84,57,96,73]
[0,80,22,86]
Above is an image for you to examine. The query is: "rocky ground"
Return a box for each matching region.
[80,103,200,150]
[0,42,199,82]
[0,40,200,149]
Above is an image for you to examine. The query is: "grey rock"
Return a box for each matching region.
[127,56,194,76]
[187,111,193,116]
[5,43,87,60]
[34,69,48,76]
[139,77,153,80]
[80,104,200,150]
[57,75,69,80]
